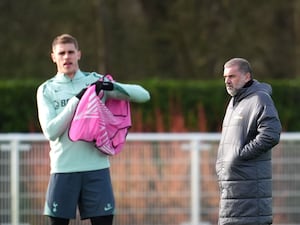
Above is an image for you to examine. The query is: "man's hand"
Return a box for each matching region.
[75,87,87,99]
[76,80,114,99]
[93,80,114,94]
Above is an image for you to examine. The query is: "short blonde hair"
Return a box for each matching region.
[52,34,79,51]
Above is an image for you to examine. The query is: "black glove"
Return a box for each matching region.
[93,80,114,95]
[75,87,87,99]
[76,80,114,99]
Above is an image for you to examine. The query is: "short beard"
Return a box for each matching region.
[226,86,238,96]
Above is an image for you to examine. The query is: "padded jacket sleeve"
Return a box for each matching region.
[239,93,281,160]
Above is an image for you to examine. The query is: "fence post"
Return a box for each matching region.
[190,140,200,225]
[11,139,20,225]
[188,140,211,225]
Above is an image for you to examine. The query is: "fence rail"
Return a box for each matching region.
[0,132,300,225]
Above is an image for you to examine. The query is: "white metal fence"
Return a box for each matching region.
[0,132,300,225]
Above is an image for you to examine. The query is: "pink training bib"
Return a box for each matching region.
[69,78,131,155]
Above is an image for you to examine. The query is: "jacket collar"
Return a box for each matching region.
[232,79,272,106]
[55,70,85,82]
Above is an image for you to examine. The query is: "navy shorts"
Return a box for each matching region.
[44,168,115,219]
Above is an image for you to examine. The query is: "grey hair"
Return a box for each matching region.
[224,58,253,77]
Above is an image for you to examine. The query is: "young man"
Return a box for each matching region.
[216,58,281,225]
[37,34,150,225]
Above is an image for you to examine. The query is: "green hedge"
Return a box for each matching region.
[0,80,40,132]
[0,79,299,132]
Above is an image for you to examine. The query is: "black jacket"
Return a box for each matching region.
[216,80,282,225]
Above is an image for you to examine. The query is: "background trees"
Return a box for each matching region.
[1,0,299,133]
[0,0,298,81]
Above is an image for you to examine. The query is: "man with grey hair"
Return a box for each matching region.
[216,57,282,225]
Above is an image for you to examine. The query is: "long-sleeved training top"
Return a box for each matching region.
[37,70,150,174]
